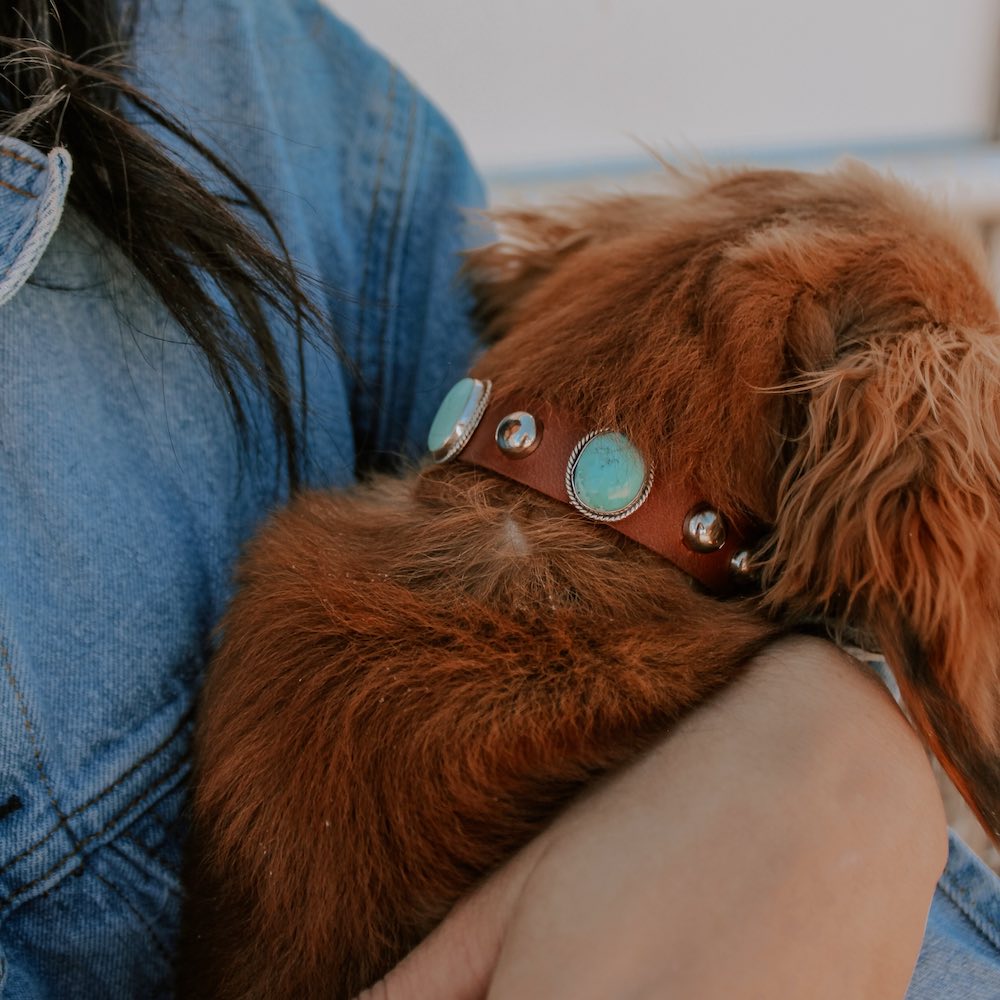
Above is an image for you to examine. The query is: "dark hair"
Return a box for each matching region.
[0,0,320,488]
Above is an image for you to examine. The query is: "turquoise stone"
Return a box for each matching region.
[427,378,477,454]
[571,432,647,515]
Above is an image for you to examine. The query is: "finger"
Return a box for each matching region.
[354,890,501,1000]
[355,841,545,1000]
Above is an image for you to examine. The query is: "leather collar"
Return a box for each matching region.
[454,394,756,594]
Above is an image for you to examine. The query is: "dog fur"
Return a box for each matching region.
[181,163,1000,998]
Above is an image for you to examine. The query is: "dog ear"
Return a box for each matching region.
[762,328,1000,840]
[465,196,668,343]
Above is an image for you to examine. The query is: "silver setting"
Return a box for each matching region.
[565,429,654,523]
[729,548,755,582]
[495,411,542,458]
[682,506,727,552]
[431,378,493,463]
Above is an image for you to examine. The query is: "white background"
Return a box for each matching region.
[329,0,1000,175]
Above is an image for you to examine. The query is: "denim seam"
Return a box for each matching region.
[112,836,183,889]
[0,703,194,879]
[0,178,35,200]
[0,750,190,912]
[0,144,72,308]
[938,868,1000,955]
[352,64,398,459]
[0,147,42,171]
[88,866,174,964]
[373,88,418,455]
[119,817,184,881]
[0,640,83,860]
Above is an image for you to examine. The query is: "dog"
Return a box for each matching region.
[181,162,1000,998]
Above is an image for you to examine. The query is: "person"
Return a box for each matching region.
[0,2,995,998]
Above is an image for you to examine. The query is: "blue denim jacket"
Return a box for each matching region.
[0,2,480,995]
[0,3,997,997]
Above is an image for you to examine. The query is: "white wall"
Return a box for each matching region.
[329,0,1000,175]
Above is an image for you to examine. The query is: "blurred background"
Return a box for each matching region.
[332,0,1000,276]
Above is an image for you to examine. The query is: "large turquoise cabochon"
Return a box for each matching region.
[427,378,477,454]
[571,432,647,514]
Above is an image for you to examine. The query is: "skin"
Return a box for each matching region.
[360,638,948,1000]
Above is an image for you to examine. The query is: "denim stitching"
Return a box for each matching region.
[0,146,71,305]
[358,65,398,322]
[0,704,194,878]
[89,867,174,964]
[372,89,417,456]
[0,751,190,911]
[0,147,43,171]
[0,177,36,200]
[0,640,82,859]
[352,65,397,461]
[938,865,1000,954]
[116,832,183,883]
[118,796,186,880]
[0,189,40,284]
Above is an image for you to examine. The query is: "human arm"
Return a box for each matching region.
[364,636,947,1000]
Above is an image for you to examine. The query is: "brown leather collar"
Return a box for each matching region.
[454,395,755,594]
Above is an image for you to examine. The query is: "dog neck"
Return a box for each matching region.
[444,384,756,594]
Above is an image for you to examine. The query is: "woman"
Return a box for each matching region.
[0,2,989,997]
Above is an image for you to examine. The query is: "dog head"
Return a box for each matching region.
[467,162,1000,839]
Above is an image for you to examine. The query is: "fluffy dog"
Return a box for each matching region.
[181,163,1000,998]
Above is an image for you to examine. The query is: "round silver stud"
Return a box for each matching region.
[682,506,727,552]
[729,548,755,582]
[495,411,542,458]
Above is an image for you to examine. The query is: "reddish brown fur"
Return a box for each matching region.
[181,163,1000,998]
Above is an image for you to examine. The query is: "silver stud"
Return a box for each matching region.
[682,506,726,552]
[495,411,542,458]
[729,548,755,582]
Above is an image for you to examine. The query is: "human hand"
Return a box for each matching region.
[359,637,946,1000]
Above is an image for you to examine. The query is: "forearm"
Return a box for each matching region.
[491,637,948,999]
[368,637,948,1000]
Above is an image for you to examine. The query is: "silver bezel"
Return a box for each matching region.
[431,378,493,463]
[565,429,654,522]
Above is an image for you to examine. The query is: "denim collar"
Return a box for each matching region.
[0,136,72,309]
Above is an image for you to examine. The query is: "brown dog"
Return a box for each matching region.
[181,163,1000,998]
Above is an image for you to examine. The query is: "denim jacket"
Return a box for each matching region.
[0,2,480,995]
[0,3,997,997]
